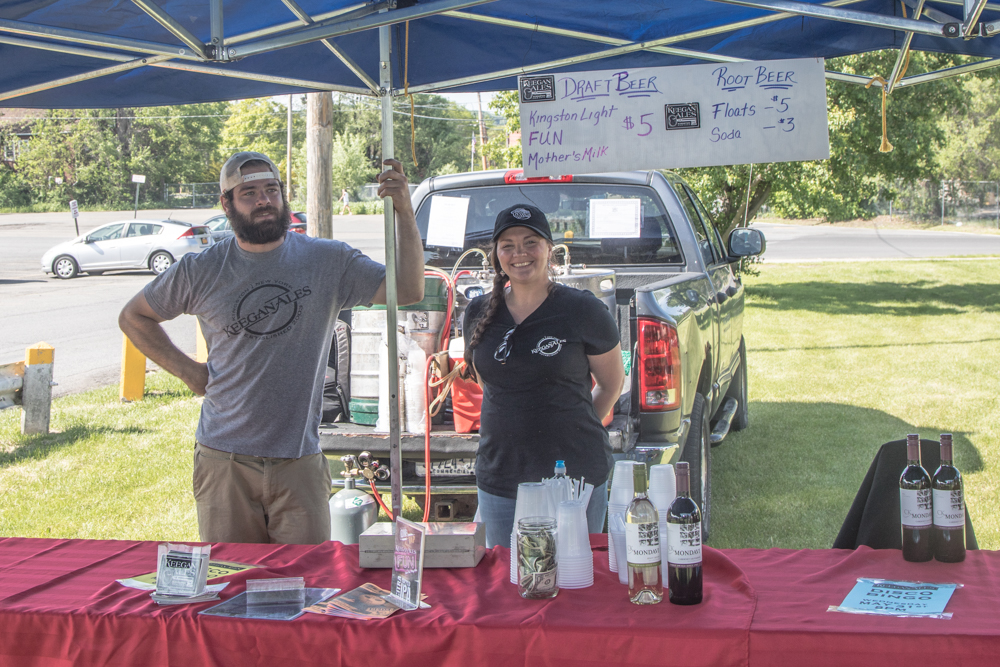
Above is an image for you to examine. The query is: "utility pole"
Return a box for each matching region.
[307,92,333,239]
[477,92,487,171]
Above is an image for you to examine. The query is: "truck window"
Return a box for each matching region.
[682,185,726,265]
[677,187,718,267]
[417,183,683,268]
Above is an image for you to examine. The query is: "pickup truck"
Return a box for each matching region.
[320,168,765,540]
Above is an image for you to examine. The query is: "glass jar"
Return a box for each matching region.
[516,517,559,599]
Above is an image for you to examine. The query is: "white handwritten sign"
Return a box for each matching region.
[518,58,829,176]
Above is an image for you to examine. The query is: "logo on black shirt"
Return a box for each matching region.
[225,281,312,338]
[531,336,566,357]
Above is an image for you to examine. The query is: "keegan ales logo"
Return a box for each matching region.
[665,103,701,130]
[520,75,556,103]
[226,280,312,339]
[531,336,566,357]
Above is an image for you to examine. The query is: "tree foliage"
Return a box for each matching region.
[11,104,227,209]
[679,52,968,233]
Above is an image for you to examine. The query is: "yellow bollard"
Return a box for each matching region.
[195,319,208,363]
[120,335,146,402]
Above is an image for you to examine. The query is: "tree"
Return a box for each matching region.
[937,72,1000,182]
[483,90,522,169]
[221,97,304,179]
[679,51,968,233]
[14,103,228,209]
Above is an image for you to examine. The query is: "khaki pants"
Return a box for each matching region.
[193,443,332,544]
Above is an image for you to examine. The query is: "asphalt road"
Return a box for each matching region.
[0,210,387,398]
[2,211,999,398]
[756,221,1000,261]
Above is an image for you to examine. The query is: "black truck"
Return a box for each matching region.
[320,168,765,539]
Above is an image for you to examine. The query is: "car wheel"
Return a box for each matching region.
[726,336,749,432]
[149,251,174,275]
[682,392,711,542]
[53,255,79,279]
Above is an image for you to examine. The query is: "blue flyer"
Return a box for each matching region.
[830,578,960,619]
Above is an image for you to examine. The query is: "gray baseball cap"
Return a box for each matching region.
[219,151,281,194]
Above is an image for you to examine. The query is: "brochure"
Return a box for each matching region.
[303,583,429,621]
[829,578,961,619]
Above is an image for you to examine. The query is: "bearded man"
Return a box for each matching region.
[119,151,424,544]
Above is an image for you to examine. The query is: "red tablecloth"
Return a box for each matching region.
[0,536,997,667]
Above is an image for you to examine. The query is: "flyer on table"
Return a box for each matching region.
[518,58,830,177]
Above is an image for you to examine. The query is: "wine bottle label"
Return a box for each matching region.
[933,489,965,528]
[625,522,661,565]
[666,522,702,566]
[899,488,932,527]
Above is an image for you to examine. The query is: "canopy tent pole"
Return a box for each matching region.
[379,20,403,519]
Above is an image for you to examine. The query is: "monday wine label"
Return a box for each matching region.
[626,522,661,565]
[932,489,964,527]
[666,522,702,566]
[900,488,932,527]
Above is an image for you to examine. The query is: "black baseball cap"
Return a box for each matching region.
[492,204,553,242]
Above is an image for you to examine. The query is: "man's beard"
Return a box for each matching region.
[229,200,291,245]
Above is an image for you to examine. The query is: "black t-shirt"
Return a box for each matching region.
[464,283,620,498]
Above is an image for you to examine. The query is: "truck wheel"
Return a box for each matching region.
[682,392,711,542]
[727,336,749,432]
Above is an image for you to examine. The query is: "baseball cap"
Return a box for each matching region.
[219,151,281,194]
[492,204,553,242]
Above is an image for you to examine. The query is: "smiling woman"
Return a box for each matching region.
[461,204,625,548]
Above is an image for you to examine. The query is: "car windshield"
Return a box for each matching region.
[416,183,682,268]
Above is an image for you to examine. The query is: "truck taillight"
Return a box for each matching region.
[638,318,681,411]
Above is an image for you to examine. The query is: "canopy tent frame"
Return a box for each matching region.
[5,0,1000,517]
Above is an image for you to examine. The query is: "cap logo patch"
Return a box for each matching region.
[241,171,278,184]
[511,208,531,220]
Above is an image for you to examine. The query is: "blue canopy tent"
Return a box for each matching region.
[3,0,999,513]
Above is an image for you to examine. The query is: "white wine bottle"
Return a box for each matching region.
[625,463,663,605]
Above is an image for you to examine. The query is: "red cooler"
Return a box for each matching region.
[449,339,481,433]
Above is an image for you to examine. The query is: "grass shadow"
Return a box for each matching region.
[748,280,1000,316]
[0,424,152,467]
[711,400,982,550]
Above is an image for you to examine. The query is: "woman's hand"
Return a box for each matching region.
[589,344,626,424]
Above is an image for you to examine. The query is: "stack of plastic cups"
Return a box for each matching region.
[648,464,676,582]
[608,512,628,585]
[556,501,594,588]
[510,482,553,584]
[607,460,640,573]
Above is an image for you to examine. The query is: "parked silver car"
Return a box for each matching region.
[41,219,213,279]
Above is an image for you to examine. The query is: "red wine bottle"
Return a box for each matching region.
[666,462,702,605]
[899,434,932,562]
[932,434,966,563]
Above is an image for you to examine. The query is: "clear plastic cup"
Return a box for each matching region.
[609,513,628,585]
[649,464,676,504]
[556,501,591,559]
[609,461,639,506]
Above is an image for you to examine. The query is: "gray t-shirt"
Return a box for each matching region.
[144,232,385,458]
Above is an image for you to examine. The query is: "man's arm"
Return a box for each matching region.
[371,158,425,307]
[119,292,209,396]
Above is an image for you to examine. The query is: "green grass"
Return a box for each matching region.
[0,373,417,540]
[2,259,998,548]
[712,259,1000,549]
